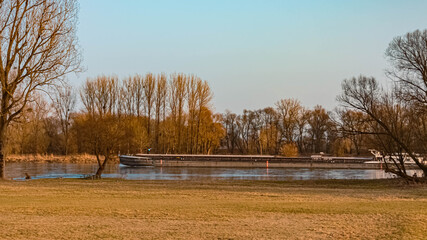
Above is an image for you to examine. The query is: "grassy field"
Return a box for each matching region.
[0,179,426,239]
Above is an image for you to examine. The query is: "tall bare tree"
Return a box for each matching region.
[143,73,155,144]
[121,76,136,116]
[223,110,238,154]
[195,79,213,153]
[154,73,167,152]
[187,75,198,153]
[133,74,144,117]
[0,0,81,179]
[52,85,76,155]
[259,107,279,154]
[386,29,427,111]
[169,73,187,153]
[307,105,331,153]
[276,98,302,152]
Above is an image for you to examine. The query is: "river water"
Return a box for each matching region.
[5,162,422,180]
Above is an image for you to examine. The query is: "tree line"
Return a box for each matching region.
[6,76,376,159]
[223,103,360,156]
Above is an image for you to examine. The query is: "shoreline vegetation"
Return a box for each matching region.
[5,154,119,164]
[0,179,425,239]
[6,154,369,164]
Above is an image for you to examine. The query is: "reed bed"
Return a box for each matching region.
[5,154,119,164]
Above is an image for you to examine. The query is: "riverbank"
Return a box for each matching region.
[0,179,425,239]
[6,154,119,164]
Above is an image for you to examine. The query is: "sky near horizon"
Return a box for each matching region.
[73,0,427,113]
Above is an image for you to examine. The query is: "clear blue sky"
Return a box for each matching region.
[73,0,427,113]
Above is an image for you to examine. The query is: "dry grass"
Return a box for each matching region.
[0,179,425,239]
[6,154,119,164]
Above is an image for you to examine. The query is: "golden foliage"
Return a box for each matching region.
[279,142,299,157]
[333,138,352,157]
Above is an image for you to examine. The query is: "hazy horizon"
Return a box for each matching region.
[72,0,427,113]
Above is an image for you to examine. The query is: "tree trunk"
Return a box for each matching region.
[95,155,110,178]
[155,117,160,153]
[0,122,6,180]
[95,165,104,178]
[65,125,69,156]
[0,140,5,180]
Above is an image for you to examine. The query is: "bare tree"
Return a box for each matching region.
[338,76,427,181]
[80,76,123,178]
[335,109,369,155]
[259,107,279,154]
[386,29,427,110]
[121,76,136,116]
[154,73,167,152]
[17,93,50,154]
[337,29,427,181]
[143,73,155,142]
[169,73,187,153]
[52,84,76,155]
[295,108,308,153]
[187,75,198,153]
[222,110,239,154]
[0,0,81,179]
[307,105,331,153]
[195,79,213,153]
[276,98,303,152]
[133,74,144,117]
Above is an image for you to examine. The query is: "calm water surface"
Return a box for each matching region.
[5,162,421,180]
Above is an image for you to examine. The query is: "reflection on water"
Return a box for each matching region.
[5,162,422,180]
